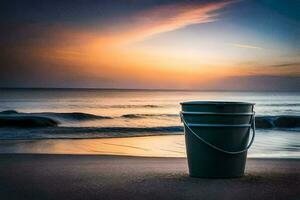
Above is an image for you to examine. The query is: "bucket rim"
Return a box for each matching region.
[180,101,255,105]
[186,123,251,127]
[181,111,254,116]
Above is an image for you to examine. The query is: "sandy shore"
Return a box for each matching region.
[1,135,298,158]
[0,154,299,200]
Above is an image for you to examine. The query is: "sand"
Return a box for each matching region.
[0,154,299,200]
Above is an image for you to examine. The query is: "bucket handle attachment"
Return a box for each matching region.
[180,112,255,154]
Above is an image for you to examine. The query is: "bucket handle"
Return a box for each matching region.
[180,112,255,155]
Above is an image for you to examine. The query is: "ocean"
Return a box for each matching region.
[0,89,299,158]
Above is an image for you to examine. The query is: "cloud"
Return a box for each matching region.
[268,62,300,68]
[211,75,300,91]
[10,0,235,60]
[237,61,300,77]
[119,1,234,43]
[22,0,235,66]
[0,0,241,88]
[230,43,262,50]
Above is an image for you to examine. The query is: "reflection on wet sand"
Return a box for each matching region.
[1,132,299,158]
[0,135,186,157]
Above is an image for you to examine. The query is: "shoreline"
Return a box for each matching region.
[0,154,299,200]
[1,152,300,160]
[0,135,299,159]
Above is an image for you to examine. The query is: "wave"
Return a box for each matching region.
[0,126,183,139]
[0,110,19,114]
[42,112,112,120]
[121,114,300,128]
[110,105,162,108]
[259,103,300,107]
[0,110,300,129]
[0,115,58,127]
[40,126,183,133]
[255,116,300,128]
[0,110,111,127]
[121,114,177,118]
[120,114,300,129]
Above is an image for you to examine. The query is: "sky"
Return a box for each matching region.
[0,0,299,91]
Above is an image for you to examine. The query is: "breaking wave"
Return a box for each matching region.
[255,116,300,128]
[0,126,183,139]
[110,105,162,108]
[121,114,177,118]
[0,115,58,127]
[0,110,111,127]
[0,110,300,129]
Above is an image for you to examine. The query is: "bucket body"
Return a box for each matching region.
[184,125,250,177]
[181,101,255,178]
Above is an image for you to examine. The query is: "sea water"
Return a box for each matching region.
[0,89,299,158]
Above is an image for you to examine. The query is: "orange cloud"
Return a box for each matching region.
[51,0,233,60]
[104,1,233,45]
[11,1,239,88]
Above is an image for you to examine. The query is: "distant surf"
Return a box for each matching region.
[1,110,300,129]
[0,126,183,139]
[1,89,298,158]
[121,114,178,118]
[0,110,112,127]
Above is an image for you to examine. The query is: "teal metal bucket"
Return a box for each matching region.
[180,101,255,178]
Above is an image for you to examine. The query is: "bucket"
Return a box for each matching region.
[180,101,255,178]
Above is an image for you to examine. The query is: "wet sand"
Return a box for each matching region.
[0,136,186,157]
[0,154,299,200]
[1,135,298,158]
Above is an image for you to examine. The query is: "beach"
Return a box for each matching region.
[0,154,299,200]
[1,0,299,198]
[0,90,299,199]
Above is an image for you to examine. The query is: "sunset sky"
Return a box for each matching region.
[0,0,299,91]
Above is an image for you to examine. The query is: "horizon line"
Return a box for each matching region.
[0,87,299,92]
